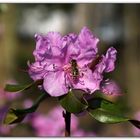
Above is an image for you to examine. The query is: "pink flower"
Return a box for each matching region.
[31,106,79,136]
[30,105,96,136]
[101,79,122,96]
[28,27,117,97]
[32,115,60,136]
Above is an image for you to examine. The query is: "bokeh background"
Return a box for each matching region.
[0,3,140,137]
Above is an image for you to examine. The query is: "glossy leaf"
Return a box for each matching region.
[4,79,43,92]
[3,109,26,124]
[88,108,129,124]
[85,97,140,129]
[87,97,128,123]
[87,97,140,129]
[87,97,121,114]
[59,91,88,113]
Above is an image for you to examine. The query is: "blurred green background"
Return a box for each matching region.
[0,3,140,136]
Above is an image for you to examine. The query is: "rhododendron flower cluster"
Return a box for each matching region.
[28,105,96,136]
[2,26,140,137]
[29,26,119,97]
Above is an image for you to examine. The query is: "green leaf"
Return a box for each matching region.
[88,108,129,124]
[3,109,26,124]
[87,97,129,123]
[86,97,140,128]
[59,91,88,113]
[3,93,47,124]
[4,79,43,92]
[87,97,122,114]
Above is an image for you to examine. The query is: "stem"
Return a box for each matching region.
[63,110,71,137]
[15,93,47,114]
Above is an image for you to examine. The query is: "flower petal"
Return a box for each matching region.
[43,71,69,97]
[47,32,62,46]
[101,79,122,96]
[73,68,102,94]
[62,33,80,64]
[46,32,62,56]
[33,32,63,62]
[78,26,99,50]
[77,27,99,67]
[28,61,47,80]
[33,34,49,61]
[104,47,117,72]
[93,47,117,74]
[93,56,106,74]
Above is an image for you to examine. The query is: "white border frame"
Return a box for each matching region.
[0,0,140,3]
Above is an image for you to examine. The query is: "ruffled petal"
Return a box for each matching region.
[47,32,62,46]
[93,47,117,74]
[33,34,49,61]
[78,26,99,50]
[33,32,63,61]
[101,79,122,96]
[46,32,62,56]
[93,56,106,74]
[43,71,69,97]
[73,68,102,94]
[104,47,117,72]
[77,27,99,67]
[61,33,80,64]
[28,61,47,80]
